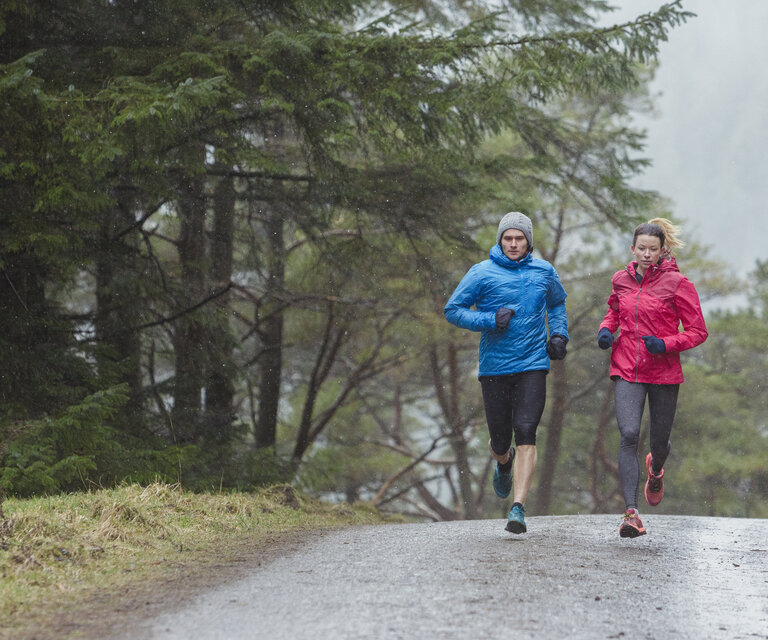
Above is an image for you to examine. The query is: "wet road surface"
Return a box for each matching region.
[130,515,768,639]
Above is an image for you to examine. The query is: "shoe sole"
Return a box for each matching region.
[505,520,527,534]
[619,524,646,538]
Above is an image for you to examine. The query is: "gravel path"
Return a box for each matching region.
[126,515,768,640]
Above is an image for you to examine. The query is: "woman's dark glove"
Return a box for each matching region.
[641,335,666,354]
[597,327,614,350]
[547,334,568,360]
[495,307,515,329]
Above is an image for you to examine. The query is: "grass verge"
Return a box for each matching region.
[0,482,388,639]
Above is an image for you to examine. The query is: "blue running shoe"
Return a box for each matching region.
[505,502,526,534]
[492,464,512,498]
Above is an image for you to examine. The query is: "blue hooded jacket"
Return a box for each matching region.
[444,244,569,377]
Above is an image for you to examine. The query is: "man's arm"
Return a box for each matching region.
[545,268,569,341]
[443,266,497,332]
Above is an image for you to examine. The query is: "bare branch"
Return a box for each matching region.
[369,434,449,507]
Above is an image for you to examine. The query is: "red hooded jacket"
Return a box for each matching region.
[599,258,708,384]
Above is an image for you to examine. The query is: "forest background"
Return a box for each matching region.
[1,0,766,522]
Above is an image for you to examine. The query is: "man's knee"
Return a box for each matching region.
[514,426,537,447]
[489,439,511,464]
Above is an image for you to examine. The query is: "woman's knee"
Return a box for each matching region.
[619,436,639,450]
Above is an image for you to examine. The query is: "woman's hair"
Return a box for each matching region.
[632,217,685,252]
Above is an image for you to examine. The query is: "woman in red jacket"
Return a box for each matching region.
[597,218,707,538]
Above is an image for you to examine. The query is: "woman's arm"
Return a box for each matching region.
[662,278,708,352]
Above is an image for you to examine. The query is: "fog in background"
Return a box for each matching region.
[608,0,768,307]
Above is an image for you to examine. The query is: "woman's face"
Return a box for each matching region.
[631,234,663,275]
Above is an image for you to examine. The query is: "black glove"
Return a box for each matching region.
[495,307,515,330]
[641,335,666,354]
[597,327,614,350]
[547,334,568,360]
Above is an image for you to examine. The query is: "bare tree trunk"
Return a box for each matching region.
[172,170,207,443]
[205,177,236,444]
[94,203,144,436]
[0,251,73,416]
[254,211,284,449]
[534,359,569,514]
[292,303,345,461]
[292,309,398,464]
[430,341,478,519]
[446,343,478,519]
[590,385,620,513]
[416,483,461,521]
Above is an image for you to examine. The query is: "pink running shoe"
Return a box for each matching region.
[644,452,664,507]
[619,508,646,538]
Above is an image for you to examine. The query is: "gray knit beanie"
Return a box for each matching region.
[496,211,533,250]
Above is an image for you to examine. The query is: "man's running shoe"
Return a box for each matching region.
[644,452,664,507]
[492,464,512,498]
[505,502,526,534]
[619,508,646,538]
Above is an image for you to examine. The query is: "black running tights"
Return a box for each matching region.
[480,370,547,456]
[614,378,679,510]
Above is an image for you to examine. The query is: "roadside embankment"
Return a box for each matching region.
[0,482,387,639]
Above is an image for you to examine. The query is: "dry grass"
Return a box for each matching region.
[0,483,387,639]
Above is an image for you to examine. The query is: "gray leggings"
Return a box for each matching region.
[614,379,679,509]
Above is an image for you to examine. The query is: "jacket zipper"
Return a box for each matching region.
[632,264,649,383]
[634,283,641,382]
[633,263,658,382]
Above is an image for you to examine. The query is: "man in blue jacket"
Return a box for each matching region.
[444,211,568,533]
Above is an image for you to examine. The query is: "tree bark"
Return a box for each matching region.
[446,343,478,519]
[171,169,207,443]
[0,253,48,414]
[254,210,285,449]
[590,384,619,513]
[292,303,345,461]
[430,341,478,520]
[0,250,84,418]
[205,176,236,444]
[94,203,144,435]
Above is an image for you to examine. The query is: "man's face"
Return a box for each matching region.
[501,229,529,260]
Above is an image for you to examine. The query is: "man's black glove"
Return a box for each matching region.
[495,307,515,330]
[641,335,666,354]
[547,334,568,360]
[597,327,614,350]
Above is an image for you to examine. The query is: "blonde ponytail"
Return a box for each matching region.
[649,217,685,252]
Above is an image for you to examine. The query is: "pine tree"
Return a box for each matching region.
[1,0,694,492]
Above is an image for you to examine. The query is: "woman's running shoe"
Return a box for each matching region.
[644,452,664,506]
[619,508,646,538]
[505,502,527,534]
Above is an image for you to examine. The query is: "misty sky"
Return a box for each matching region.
[607,1,768,304]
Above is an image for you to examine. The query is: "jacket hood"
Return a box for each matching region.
[626,256,679,279]
[663,255,680,272]
[489,243,532,269]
